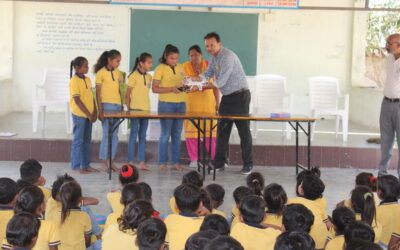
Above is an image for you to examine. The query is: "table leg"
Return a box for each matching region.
[197,119,201,173]
[108,118,113,180]
[296,122,299,175]
[308,121,311,170]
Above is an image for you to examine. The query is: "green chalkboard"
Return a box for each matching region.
[130,9,258,75]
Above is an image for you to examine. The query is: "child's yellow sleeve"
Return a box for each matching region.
[127,74,136,89]
[48,221,61,246]
[95,71,103,86]
[70,79,80,97]
[83,213,92,234]
[153,67,163,81]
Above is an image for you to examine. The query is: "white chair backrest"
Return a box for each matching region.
[308,76,340,110]
[42,68,70,102]
[255,74,287,110]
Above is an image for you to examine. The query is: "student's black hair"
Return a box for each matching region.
[205,184,225,203]
[182,170,203,188]
[51,173,75,200]
[118,199,154,233]
[378,175,400,203]
[19,159,42,184]
[16,180,34,193]
[131,52,152,74]
[263,183,287,216]
[332,206,356,235]
[301,174,325,200]
[344,239,382,250]
[70,56,88,78]
[239,195,266,224]
[200,214,230,236]
[137,218,167,250]
[355,172,377,192]
[246,172,265,196]
[233,186,253,205]
[139,182,152,201]
[344,221,375,244]
[0,178,17,205]
[274,231,315,250]
[185,230,220,250]
[59,181,82,224]
[188,45,202,55]
[351,186,376,226]
[94,49,121,73]
[295,167,321,196]
[206,236,244,250]
[159,44,179,65]
[200,189,212,212]
[6,212,41,248]
[204,32,221,43]
[121,182,145,207]
[174,184,201,214]
[119,164,139,186]
[14,186,44,216]
[282,204,314,233]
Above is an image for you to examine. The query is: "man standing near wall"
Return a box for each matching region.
[202,32,253,175]
[378,33,400,177]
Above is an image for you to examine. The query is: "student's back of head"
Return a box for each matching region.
[205,184,225,209]
[263,183,287,215]
[283,204,314,233]
[137,218,167,250]
[344,221,375,245]
[119,164,139,186]
[185,230,219,250]
[233,186,253,205]
[301,175,325,200]
[355,172,377,192]
[295,168,320,196]
[121,182,145,207]
[200,214,230,236]
[51,174,75,200]
[344,239,382,250]
[351,186,375,226]
[6,212,41,249]
[20,159,43,184]
[0,178,17,205]
[174,184,202,214]
[118,199,154,232]
[199,189,212,216]
[246,172,264,196]
[14,186,45,216]
[206,236,244,250]
[59,180,82,223]
[239,195,266,224]
[332,206,356,235]
[274,231,315,250]
[182,171,203,188]
[139,182,152,202]
[378,175,400,202]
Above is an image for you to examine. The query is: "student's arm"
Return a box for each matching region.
[49,246,58,250]
[82,196,99,206]
[91,99,97,123]
[84,233,91,248]
[389,235,400,250]
[213,87,220,111]
[73,97,95,122]
[95,85,104,121]
[152,80,180,94]
[125,87,132,110]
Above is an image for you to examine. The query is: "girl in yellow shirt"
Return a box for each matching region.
[126,53,153,171]
[262,183,287,228]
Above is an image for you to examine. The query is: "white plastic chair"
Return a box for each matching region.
[32,68,72,133]
[252,74,292,140]
[308,76,350,141]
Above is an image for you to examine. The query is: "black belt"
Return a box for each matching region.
[226,88,248,96]
[384,96,400,102]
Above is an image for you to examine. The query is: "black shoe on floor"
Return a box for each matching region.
[209,163,225,173]
[240,166,253,175]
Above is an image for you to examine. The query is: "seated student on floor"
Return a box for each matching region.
[19,159,51,202]
[230,186,253,227]
[165,184,205,250]
[344,221,375,248]
[344,240,383,250]
[206,236,244,250]
[274,231,315,250]
[138,182,161,218]
[2,186,60,250]
[0,178,18,244]
[136,218,167,250]
[6,212,41,250]
[102,200,154,250]
[288,174,329,249]
[246,172,265,197]
[205,183,226,218]
[200,214,230,236]
[325,206,355,250]
[107,164,139,214]
[185,230,219,250]
[262,183,287,229]
[282,204,314,234]
[230,195,281,250]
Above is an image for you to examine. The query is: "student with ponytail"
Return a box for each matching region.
[262,183,287,228]
[325,206,355,250]
[94,49,123,172]
[152,44,186,171]
[126,53,153,171]
[69,56,97,174]
[246,172,265,196]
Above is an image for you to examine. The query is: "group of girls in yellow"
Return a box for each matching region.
[69,44,218,173]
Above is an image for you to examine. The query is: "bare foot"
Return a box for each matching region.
[160,164,168,172]
[172,164,185,171]
[111,164,119,172]
[138,162,152,171]
[86,167,100,173]
[72,169,90,174]
[128,161,137,166]
[101,160,108,172]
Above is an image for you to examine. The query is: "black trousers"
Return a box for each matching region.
[214,89,253,168]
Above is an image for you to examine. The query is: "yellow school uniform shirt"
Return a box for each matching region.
[230,222,281,250]
[45,197,61,222]
[314,197,329,223]
[153,64,186,103]
[69,74,95,118]
[49,208,92,250]
[169,197,179,214]
[0,207,14,244]
[262,212,283,227]
[325,235,344,250]
[212,209,226,218]
[107,191,123,214]
[102,224,138,250]
[127,70,151,111]
[39,186,52,203]
[164,213,204,250]
[377,202,400,245]
[231,206,240,227]
[2,218,61,250]
[104,212,122,232]
[355,213,382,243]
[287,197,329,249]
[95,67,121,105]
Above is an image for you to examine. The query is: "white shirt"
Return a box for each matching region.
[384,54,400,98]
